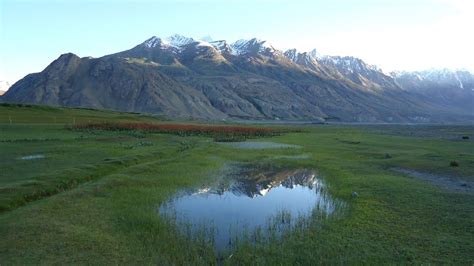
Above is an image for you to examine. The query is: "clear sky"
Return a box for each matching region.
[1,0,473,85]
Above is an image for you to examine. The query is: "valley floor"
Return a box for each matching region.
[0,104,473,264]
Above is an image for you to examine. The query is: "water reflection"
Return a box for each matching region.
[159,168,343,252]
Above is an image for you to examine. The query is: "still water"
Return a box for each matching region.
[159,168,342,252]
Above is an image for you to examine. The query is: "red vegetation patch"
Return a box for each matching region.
[72,122,281,140]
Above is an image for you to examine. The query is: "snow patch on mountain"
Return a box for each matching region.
[284,49,298,61]
[143,36,163,48]
[209,40,233,54]
[140,34,472,89]
[167,34,195,48]
[320,56,382,73]
[143,34,196,50]
[309,49,324,60]
[454,73,464,89]
[230,38,277,56]
[209,40,226,50]
[142,34,219,55]
[284,49,320,70]
[393,68,474,90]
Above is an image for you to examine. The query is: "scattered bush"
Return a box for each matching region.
[462,136,469,140]
[450,161,459,167]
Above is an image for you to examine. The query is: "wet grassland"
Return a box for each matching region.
[1,104,473,264]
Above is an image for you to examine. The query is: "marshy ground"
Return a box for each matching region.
[0,104,473,264]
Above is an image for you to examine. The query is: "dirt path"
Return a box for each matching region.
[391,167,474,194]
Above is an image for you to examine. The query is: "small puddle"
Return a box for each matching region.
[220,141,301,149]
[159,167,344,252]
[20,154,45,160]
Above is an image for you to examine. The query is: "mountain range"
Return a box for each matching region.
[2,34,473,122]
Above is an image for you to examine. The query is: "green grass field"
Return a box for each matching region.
[1,103,473,264]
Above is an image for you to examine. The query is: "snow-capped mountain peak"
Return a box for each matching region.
[284,49,318,65]
[320,56,381,73]
[283,49,323,72]
[142,34,197,50]
[393,68,474,90]
[143,36,164,48]
[284,49,298,61]
[143,34,216,51]
[230,38,277,56]
[209,40,233,54]
[166,34,195,48]
[309,49,323,60]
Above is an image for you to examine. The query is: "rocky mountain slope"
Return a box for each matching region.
[392,69,474,114]
[2,34,473,122]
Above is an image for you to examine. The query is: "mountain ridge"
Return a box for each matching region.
[2,34,473,122]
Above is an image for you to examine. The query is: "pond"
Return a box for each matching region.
[219,141,301,149]
[159,167,344,252]
[20,154,45,160]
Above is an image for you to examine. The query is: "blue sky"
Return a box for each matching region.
[1,0,473,85]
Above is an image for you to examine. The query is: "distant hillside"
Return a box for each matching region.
[392,69,474,115]
[2,34,473,123]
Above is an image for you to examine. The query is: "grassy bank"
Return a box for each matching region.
[0,104,473,264]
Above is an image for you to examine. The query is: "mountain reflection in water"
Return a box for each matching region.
[159,168,343,252]
[200,169,319,198]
